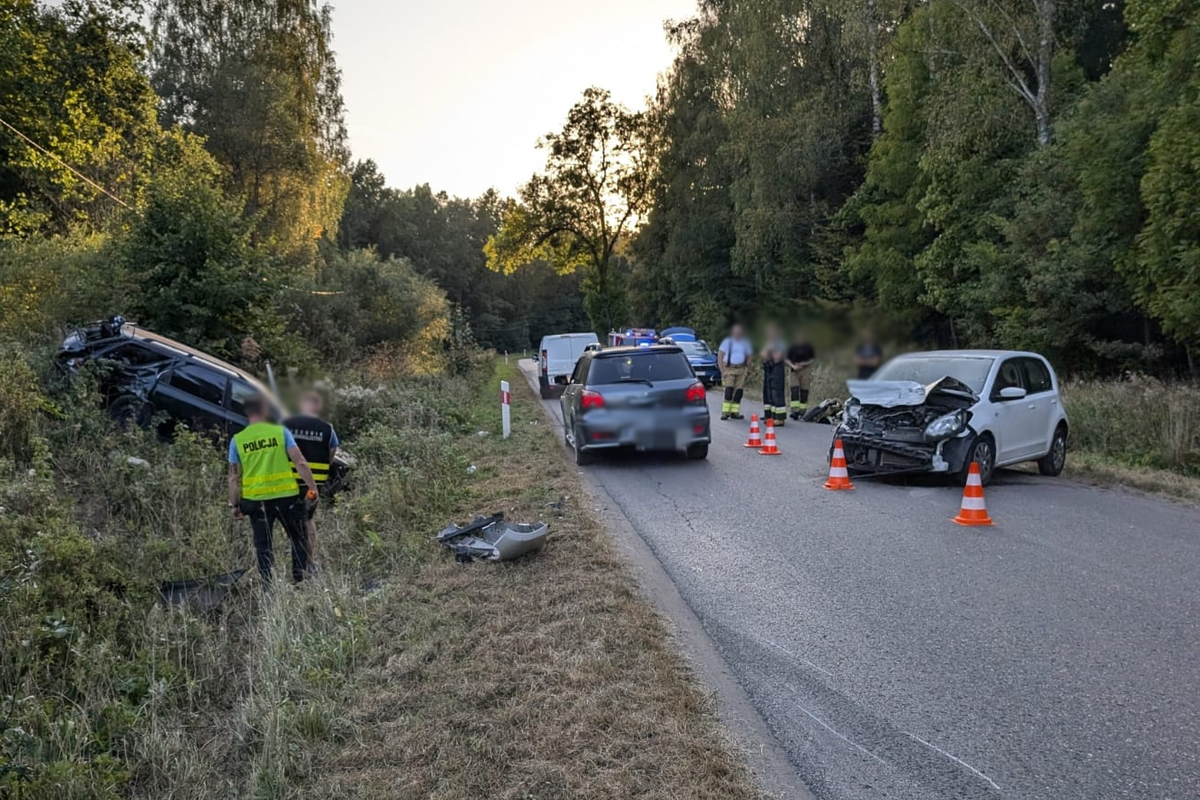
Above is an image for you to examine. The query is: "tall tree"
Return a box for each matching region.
[951,0,1058,146]
[148,0,349,261]
[0,0,159,234]
[485,87,654,331]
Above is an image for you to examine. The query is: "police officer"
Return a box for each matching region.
[228,394,318,584]
[718,324,754,420]
[285,391,339,569]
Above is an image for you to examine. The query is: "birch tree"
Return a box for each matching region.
[953,0,1056,146]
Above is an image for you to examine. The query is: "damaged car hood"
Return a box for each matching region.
[846,376,978,409]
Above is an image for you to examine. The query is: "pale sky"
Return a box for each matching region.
[330,0,697,198]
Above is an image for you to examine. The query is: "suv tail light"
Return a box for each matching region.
[581,390,605,409]
[541,349,548,374]
[685,382,706,404]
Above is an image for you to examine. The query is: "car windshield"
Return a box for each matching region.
[872,356,995,393]
[588,352,694,385]
[677,341,711,356]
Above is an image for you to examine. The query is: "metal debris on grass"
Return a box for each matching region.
[436,512,548,563]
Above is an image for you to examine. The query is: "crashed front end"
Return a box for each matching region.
[833,377,978,475]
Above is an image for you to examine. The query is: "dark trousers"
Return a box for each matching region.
[239,495,308,583]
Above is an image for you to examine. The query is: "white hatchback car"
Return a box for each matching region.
[833,350,1069,485]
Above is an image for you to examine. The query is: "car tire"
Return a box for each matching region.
[1037,425,1068,476]
[959,434,996,486]
[572,427,595,466]
[109,394,150,430]
[686,443,709,460]
[539,385,553,400]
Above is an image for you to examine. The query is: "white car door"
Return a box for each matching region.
[1018,357,1059,458]
[987,357,1036,461]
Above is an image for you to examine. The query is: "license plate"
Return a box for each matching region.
[636,430,676,451]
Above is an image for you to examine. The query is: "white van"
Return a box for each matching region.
[538,333,600,398]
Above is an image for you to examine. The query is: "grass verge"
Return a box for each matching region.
[294,360,764,799]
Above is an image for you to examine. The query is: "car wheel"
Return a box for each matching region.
[109,395,150,430]
[573,427,595,466]
[686,443,709,460]
[959,434,996,486]
[1038,425,1068,476]
[539,385,553,400]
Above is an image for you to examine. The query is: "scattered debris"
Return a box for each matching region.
[160,569,247,612]
[436,512,548,562]
[126,456,151,469]
[545,494,569,516]
[466,464,477,475]
[476,430,490,437]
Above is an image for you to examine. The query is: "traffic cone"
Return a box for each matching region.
[824,439,855,490]
[758,419,782,455]
[743,414,763,448]
[953,462,994,526]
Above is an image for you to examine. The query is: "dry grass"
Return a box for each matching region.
[297,362,763,800]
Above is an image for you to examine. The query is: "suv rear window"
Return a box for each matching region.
[587,352,694,385]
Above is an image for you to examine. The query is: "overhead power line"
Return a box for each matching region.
[0,112,130,209]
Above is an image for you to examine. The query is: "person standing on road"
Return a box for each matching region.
[759,322,786,421]
[718,324,754,420]
[285,391,339,573]
[787,332,816,420]
[762,346,788,427]
[855,330,883,380]
[229,395,318,585]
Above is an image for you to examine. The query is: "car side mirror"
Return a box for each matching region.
[998,386,1027,400]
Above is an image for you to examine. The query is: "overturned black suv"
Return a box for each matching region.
[58,316,350,489]
[59,316,282,434]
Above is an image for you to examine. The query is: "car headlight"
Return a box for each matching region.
[924,410,967,441]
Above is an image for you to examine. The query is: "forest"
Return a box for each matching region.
[486,0,1199,376]
[0,0,587,368]
[5,0,1199,377]
[632,0,1200,375]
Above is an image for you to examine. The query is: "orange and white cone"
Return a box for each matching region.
[824,439,855,490]
[953,462,994,526]
[743,414,764,448]
[758,419,781,455]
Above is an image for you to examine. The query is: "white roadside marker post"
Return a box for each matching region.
[501,380,512,439]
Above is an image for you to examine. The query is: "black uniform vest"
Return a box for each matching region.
[284,415,334,484]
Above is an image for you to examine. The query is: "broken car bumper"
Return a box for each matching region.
[834,429,974,475]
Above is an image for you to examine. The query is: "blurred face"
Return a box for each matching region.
[300,394,324,416]
[731,324,744,340]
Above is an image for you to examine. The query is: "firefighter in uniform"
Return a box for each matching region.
[762,345,788,427]
[786,332,816,419]
[285,391,339,570]
[228,394,318,584]
[718,324,753,420]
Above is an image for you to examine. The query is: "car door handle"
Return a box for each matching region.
[1027,404,1036,409]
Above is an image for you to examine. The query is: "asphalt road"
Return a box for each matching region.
[518,363,1200,800]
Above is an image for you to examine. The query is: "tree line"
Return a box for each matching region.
[0,0,578,369]
[495,0,1199,375]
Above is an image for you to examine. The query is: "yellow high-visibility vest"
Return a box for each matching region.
[234,422,297,501]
